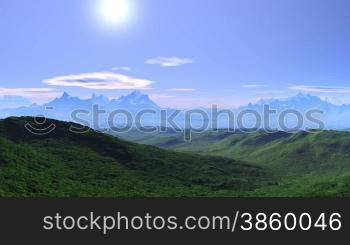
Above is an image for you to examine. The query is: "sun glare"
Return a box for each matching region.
[97,0,130,26]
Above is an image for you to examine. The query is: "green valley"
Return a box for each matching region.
[115,129,350,197]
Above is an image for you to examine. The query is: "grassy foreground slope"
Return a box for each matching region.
[0,117,266,197]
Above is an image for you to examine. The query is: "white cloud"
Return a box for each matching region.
[250,90,285,94]
[111,66,132,71]
[241,84,266,89]
[43,72,155,90]
[145,57,194,67]
[0,88,60,99]
[289,85,350,93]
[149,94,176,99]
[167,88,196,92]
[241,84,283,95]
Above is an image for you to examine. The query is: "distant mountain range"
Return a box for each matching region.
[241,93,350,129]
[0,95,32,109]
[1,91,350,129]
[0,90,160,122]
[44,90,160,112]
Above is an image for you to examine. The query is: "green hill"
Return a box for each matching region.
[117,129,350,174]
[115,129,350,197]
[0,117,266,197]
[2,118,350,197]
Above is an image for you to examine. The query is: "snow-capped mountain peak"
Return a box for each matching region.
[111,90,160,109]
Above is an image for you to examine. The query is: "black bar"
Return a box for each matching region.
[0,198,348,243]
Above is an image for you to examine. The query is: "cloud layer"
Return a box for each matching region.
[250,90,284,94]
[145,57,193,67]
[0,88,60,99]
[149,94,176,99]
[289,85,350,93]
[111,66,132,71]
[167,88,196,92]
[44,72,155,90]
[241,84,266,89]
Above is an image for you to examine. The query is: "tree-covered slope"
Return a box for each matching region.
[0,117,266,197]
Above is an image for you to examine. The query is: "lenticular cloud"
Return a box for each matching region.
[44,72,155,90]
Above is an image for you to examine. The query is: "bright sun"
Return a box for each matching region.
[98,0,130,25]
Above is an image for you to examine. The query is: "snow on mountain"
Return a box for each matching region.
[1,91,350,129]
[110,90,160,110]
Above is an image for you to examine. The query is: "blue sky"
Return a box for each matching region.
[1,0,350,107]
